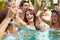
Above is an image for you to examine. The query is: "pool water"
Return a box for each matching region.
[2,27,60,40]
[49,28,60,40]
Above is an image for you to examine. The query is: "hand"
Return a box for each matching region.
[36,10,43,18]
[6,8,16,19]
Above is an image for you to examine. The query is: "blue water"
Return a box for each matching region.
[49,28,60,40]
[2,26,60,40]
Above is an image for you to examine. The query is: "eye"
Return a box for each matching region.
[26,13,29,15]
[30,13,33,15]
[24,5,28,6]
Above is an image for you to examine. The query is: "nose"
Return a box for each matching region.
[28,14,31,17]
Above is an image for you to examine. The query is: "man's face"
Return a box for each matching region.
[22,2,29,10]
[51,13,58,23]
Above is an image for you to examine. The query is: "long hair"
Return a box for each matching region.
[0,9,7,23]
[0,9,12,32]
[24,9,36,27]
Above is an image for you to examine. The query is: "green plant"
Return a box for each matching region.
[0,0,4,9]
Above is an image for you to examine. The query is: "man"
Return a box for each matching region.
[41,10,60,29]
[19,0,40,20]
[18,1,29,20]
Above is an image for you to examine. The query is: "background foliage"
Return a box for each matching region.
[0,0,57,10]
[0,0,4,9]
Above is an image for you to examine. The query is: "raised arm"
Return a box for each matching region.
[0,8,15,39]
[28,0,41,13]
[15,13,27,26]
[36,10,51,26]
[34,0,41,13]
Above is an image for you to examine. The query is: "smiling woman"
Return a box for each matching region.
[24,9,36,30]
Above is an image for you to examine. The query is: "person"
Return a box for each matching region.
[0,6,23,40]
[18,0,40,20]
[36,6,51,21]
[19,1,30,20]
[39,10,60,40]
[55,0,60,10]
[14,7,50,40]
[38,10,60,29]
[15,8,36,30]
[0,8,36,40]
[54,0,60,26]
[50,10,60,40]
[35,7,50,40]
[0,8,16,40]
[1,7,35,40]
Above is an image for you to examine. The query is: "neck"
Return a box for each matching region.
[52,22,60,29]
[27,21,36,30]
[22,9,26,13]
[28,21,34,26]
[53,22,59,25]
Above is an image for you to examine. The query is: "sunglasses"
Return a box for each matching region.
[44,10,47,11]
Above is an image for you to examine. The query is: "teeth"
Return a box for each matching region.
[29,18,32,19]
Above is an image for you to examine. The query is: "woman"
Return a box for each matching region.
[0,9,10,40]
[0,7,36,40]
[14,8,36,30]
[15,8,39,40]
[23,9,36,30]
[36,8,50,40]
[15,8,50,40]
[0,7,22,40]
[1,6,49,40]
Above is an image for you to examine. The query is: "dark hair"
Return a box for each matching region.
[51,10,59,25]
[8,0,11,2]
[24,9,36,27]
[20,1,29,7]
[0,9,13,32]
[51,10,59,15]
[0,9,8,23]
[57,0,60,5]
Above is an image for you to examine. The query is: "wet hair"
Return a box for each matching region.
[0,9,12,32]
[24,9,36,27]
[0,9,8,23]
[51,10,59,15]
[0,9,13,24]
[51,10,60,25]
[20,1,29,7]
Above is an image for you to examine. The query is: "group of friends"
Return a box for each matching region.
[0,0,60,40]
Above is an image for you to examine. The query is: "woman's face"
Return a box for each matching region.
[51,13,58,23]
[19,13,24,20]
[26,11,34,22]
